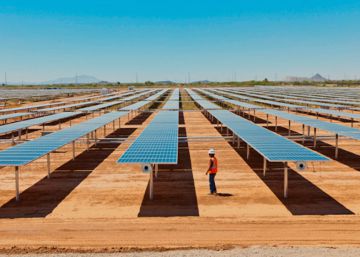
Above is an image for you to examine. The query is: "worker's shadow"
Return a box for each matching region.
[0,127,137,219]
[216,193,233,197]
[138,113,199,217]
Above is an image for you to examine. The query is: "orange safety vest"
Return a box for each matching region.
[209,157,218,174]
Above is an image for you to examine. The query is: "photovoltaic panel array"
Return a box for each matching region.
[201,89,360,141]
[121,89,168,111]
[189,93,328,162]
[117,111,178,164]
[0,112,80,136]
[225,89,347,109]
[185,89,222,109]
[79,90,154,112]
[34,101,99,113]
[261,109,360,140]
[0,111,129,166]
[0,112,33,122]
[217,89,304,109]
[197,89,264,110]
[162,89,180,110]
[208,110,328,162]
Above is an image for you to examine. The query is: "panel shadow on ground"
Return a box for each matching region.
[138,118,199,217]
[212,121,354,215]
[0,127,136,219]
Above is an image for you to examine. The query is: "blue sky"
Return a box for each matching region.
[1,0,360,83]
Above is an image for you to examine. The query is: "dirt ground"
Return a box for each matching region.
[1,90,360,254]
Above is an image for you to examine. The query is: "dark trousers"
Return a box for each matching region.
[209,173,217,193]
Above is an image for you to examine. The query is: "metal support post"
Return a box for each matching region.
[302,124,305,144]
[284,162,288,198]
[263,158,267,177]
[155,164,159,178]
[15,166,20,201]
[149,169,154,200]
[72,141,75,160]
[335,134,339,159]
[86,134,90,151]
[47,153,51,178]
[288,120,291,136]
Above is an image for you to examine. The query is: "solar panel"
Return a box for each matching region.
[117,111,179,164]
[121,90,168,111]
[306,108,360,119]
[189,94,328,162]
[118,91,179,164]
[261,109,360,138]
[228,89,349,109]
[34,101,99,113]
[0,111,129,166]
[162,89,180,110]
[79,90,155,112]
[0,112,33,122]
[197,89,265,110]
[185,89,222,109]
[0,112,80,136]
[209,109,329,162]
[218,89,304,109]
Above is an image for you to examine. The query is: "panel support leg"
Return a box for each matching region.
[47,153,51,178]
[149,169,154,200]
[275,116,278,132]
[263,158,267,177]
[335,134,339,159]
[86,134,90,151]
[15,166,20,201]
[288,121,291,136]
[155,164,158,178]
[246,144,250,160]
[302,124,305,144]
[313,128,317,148]
[72,141,75,160]
[284,162,288,198]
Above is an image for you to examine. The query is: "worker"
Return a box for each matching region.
[205,148,218,195]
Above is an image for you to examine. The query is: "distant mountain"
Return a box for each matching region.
[192,80,211,83]
[155,80,175,84]
[286,73,327,82]
[40,75,102,85]
[310,73,327,82]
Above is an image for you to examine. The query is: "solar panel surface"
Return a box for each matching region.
[0,111,128,166]
[0,112,80,135]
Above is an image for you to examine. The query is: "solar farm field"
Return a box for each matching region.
[2,86,360,253]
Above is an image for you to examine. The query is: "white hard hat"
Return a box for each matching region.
[208,148,215,154]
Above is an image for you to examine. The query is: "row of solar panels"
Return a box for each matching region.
[229,89,348,109]
[0,92,119,114]
[118,89,180,164]
[0,90,146,122]
[0,89,167,167]
[201,89,360,141]
[188,89,329,162]
[0,90,155,136]
[217,89,360,121]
